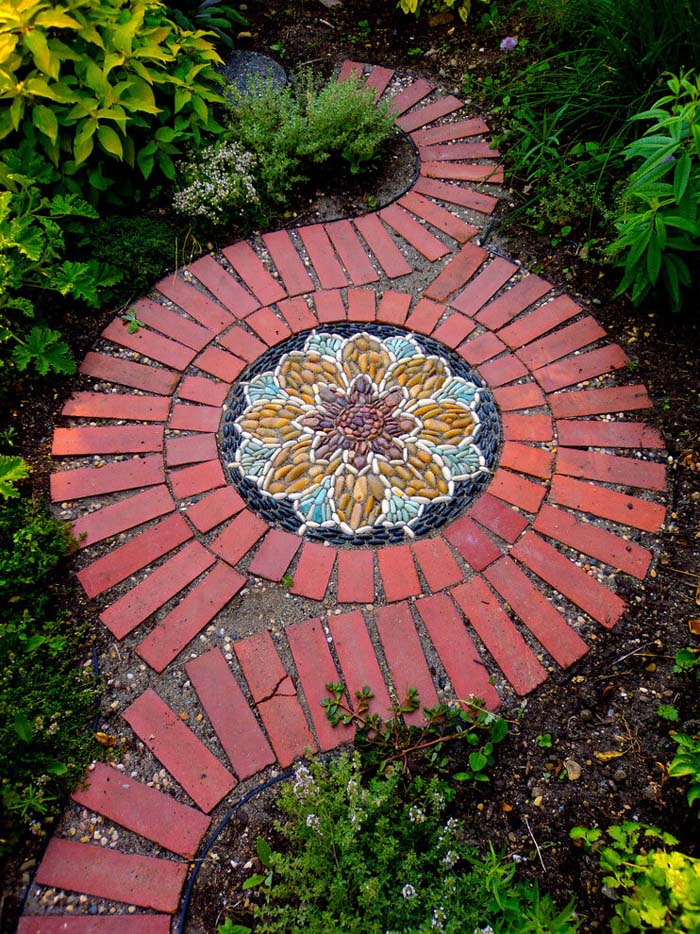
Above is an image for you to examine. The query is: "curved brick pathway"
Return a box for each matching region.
[21,62,666,930]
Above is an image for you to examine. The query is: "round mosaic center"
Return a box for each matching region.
[221,324,501,546]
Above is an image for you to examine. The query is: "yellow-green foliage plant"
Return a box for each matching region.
[397,0,490,24]
[0,0,225,203]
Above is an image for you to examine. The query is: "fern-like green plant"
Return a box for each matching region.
[0,454,30,499]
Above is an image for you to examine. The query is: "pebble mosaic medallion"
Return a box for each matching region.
[222,324,501,544]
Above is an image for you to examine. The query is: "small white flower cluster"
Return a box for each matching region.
[408,805,426,824]
[442,850,459,869]
[173,140,259,225]
[401,883,417,900]
[305,813,321,831]
[431,906,447,930]
[292,763,316,798]
[474,927,495,934]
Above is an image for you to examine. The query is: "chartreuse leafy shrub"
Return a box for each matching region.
[221,753,579,934]
[608,71,700,311]
[167,0,249,49]
[570,823,700,933]
[667,732,700,816]
[0,0,225,204]
[396,0,491,24]
[177,71,396,230]
[0,494,99,854]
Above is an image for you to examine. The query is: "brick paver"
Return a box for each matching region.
[468,492,529,543]
[556,448,666,491]
[189,255,259,318]
[277,296,317,332]
[71,485,175,549]
[61,391,170,422]
[380,203,452,261]
[246,307,292,345]
[178,374,229,406]
[314,289,346,322]
[170,403,221,432]
[186,486,245,532]
[557,420,664,449]
[170,459,226,498]
[517,316,605,369]
[399,191,477,243]
[194,345,246,382]
[222,241,287,306]
[376,602,438,722]
[425,242,487,302]
[262,230,315,296]
[450,257,518,316]
[289,542,337,600]
[101,320,197,370]
[389,78,434,115]
[326,220,379,285]
[131,298,212,351]
[18,919,172,933]
[210,510,269,566]
[328,610,392,716]
[535,345,629,392]
[377,290,412,324]
[217,326,268,362]
[165,432,218,466]
[476,276,552,330]
[444,516,501,571]
[347,288,376,322]
[550,475,666,532]
[413,175,498,214]
[298,224,348,290]
[365,65,394,98]
[421,162,504,184]
[548,385,652,418]
[418,141,499,161]
[79,351,178,395]
[500,441,554,480]
[377,544,422,602]
[411,117,490,145]
[412,537,464,591]
[248,529,302,581]
[50,455,164,502]
[354,214,413,278]
[489,468,547,513]
[53,425,163,456]
[405,297,446,335]
[156,274,234,333]
[497,295,582,349]
[396,95,463,132]
[337,549,375,603]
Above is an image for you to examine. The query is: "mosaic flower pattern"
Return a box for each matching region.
[228,331,495,539]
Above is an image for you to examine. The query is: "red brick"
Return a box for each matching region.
[217,326,268,362]
[246,307,292,345]
[79,352,178,396]
[165,433,217,466]
[399,191,477,243]
[71,485,174,549]
[170,403,221,432]
[365,65,394,98]
[421,162,504,184]
[52,425,163,456]
[186,648,275,778]
[277,296,317,333]
[457,331,507,365]
[468,492,528,543]
[18,918,171,933]
[77,512,192,598]
[130,297,212,351]
[477,355,529,386]
[432,312,476,348]
[500,441,554,479]
[452,576,548,695]
[413,175,498,214]
[418,141,499,161]
[451,257,518,316]
[475,276,552,330]
[376,290,412,325]
[492,382,546,411]
[346,288,376,322]
[34,838,186,913]
[338,59,364,81]
[489,468,546,513]
[286,617,354,750]
[556,448,666,491]
[380,204,451,261]
[102,319,196,371]
[415,593,500,707]
[298,224,348,289]
[178,375,229,407]
[444,516,501,571]
[535,345,629,392]
[210,510,269,566]
[425,242,487,302]
[71,762,210,859]
[550,475,666,532]
[502,413,553,442]
[405,297,446,335]
[328,610,392,716]
[194,346,246,382]
[411,117,490,146]
[137,562,245,672]
[248,529,301,581]
[557,419,665,449]
[289,542,336,600]
[314,289,346,323]
[262,230,315,296]
[100,541,216,639]
[234,630,287,702]
[377,544,422,602]
[511,531,627,628]
[156,274,234,333]
[186,486,245,532]
[548,385,653,418]
[389,78,434,115]
[483,556,588,667]
[189,255,259,318]
[354,214,413,278]
[412,537,464,591]
[170,459,226,498]
[497,295,582,349]
[50,455,164,502]
[123,688,236,811]
[396,94,463,132]
[518,317,606,370]
[534,504,652,580]
[222,241,286,306]
[326,220,379,285]
[376,602,438,723]
[337,549,375,603]
[61,392,170,422]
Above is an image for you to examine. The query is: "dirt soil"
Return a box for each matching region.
[3,2,700,932]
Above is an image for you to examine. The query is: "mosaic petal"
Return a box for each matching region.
[434,442,484,481]
[278,351,346,404]
[304,333,344,358]
[235,438,277,477]
[341,333,391,384]
[246,372,285,404]
[411,400,477,446]
[436,376,480,409]
[333,466,389,532]
[386,356,448,399]
[263,438,329,497]
[384,490,423,525]
[297,476,334,526]
[377,442,450,501]
[239,399,307,445]
[384,336,421,361]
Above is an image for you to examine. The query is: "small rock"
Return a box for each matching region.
[613,769,627,782]
[564,758,582,781]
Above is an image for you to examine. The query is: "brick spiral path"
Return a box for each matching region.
[21,62,666,930]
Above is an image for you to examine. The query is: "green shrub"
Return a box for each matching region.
[0,0,225,204]
[667,732,700,816]
[0,495,100,854]
[166,0,248,48]
[608,71,700,311]
[234,753,579,934]
[397,0,490,24]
